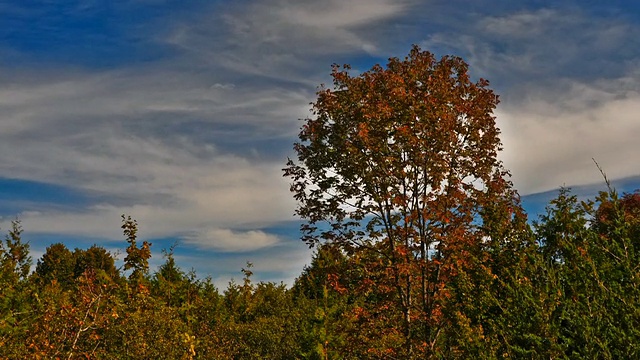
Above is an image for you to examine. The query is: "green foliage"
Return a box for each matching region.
[74,244,120,282]
[0,220,34,356]
[122,214,151,284]
[0,220,31,283]
[35,243,121,290]
[151,244,189,307]
[530,187,640,359]
[35,242,76,289]
[293,244,358,359]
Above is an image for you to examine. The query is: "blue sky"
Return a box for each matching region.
[1,0,639,286]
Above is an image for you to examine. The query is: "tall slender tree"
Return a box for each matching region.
[0,220,30,284]
[122,215,151,284]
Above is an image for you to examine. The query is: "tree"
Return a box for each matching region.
[0,220,31,283]
[284,45,519,356]
[0,220,33,356]
[73,245,120,282]
[152,244,187,307]
[293,243,362,359]
[35,243,75,289]
[533,187,640,358]
[122,215,151,284]
[595,190,640,240]
[34,244,120,291]
[211,264,314,359]
[588,189,640,358]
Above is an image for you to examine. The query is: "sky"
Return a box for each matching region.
[1,0,639,287]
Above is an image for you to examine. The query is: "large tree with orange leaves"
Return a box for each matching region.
[284,45,523,357]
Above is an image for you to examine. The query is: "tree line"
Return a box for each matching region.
[2,46,639,358]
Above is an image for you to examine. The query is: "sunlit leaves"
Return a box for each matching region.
[285,44,518,357]
[122,214,152,284]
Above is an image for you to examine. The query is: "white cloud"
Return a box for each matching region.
[416,6,640,195]
[0,69,301,245]
[421,7,639,82]
[184,228,281,252]
[498,74,640,194]
[0,0,420,259]
[171,239,312,287]
[0,154,296,241]
[481,9,565,38]
[279,0,407,29]
[163,0,413,82]
[0,0,415,283]
[4,0,640,284]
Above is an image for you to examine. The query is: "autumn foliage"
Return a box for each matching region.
[1,46,640,359]
[285,45,525,356]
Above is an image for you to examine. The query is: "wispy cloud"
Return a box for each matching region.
[1,1,639,284]
[164,0,414,82]
[0,0,419,258]
[414,6,640,194]
[498,73,640,193]
[184,228,282,252]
